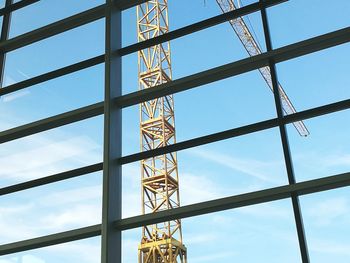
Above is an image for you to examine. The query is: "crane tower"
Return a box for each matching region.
[137,1,187,262]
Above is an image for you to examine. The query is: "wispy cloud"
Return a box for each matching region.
[187,148,286,184]
[17,69,31,79]
[293,151,350,175]
[190,251,238,263]
[0,183,102,244]
[2,90,31,103]
[306,197,349,226]
[310,238,350,256]
[0,135,101,185]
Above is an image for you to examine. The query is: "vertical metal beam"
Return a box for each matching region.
[101,1,122,263]
[259,1,310,262]
[0,0,13,88]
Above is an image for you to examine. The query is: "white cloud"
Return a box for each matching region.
[185,233,219,245]
[0,184,102,244]
[3,75,16,86]
[22,255,45,263]
[307,197,349,226]
[187,148,286,184]
[2,90,31,103]
[17,69,31,79]
[180,172,225,205]
[122,237,140,263]
[293,151,350,174]
[190,251,238,263]
[0,135,101,184]
[39,204,101,229]
[310,238,350,256]
[39,185,102,207]
[322,153,350,167]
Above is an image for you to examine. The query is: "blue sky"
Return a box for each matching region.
[0,0,350,262]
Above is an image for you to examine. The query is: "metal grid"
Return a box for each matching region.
[0,0,349,262]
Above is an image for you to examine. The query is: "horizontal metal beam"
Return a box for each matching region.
[0,0,39,16]
[0,55,104,96]
[0,224,101,256]
[116,26,350,108]
[0,162,103,196]
[115,171,350,230]
[119,98,350,164]
[115,0,149,10]
[119,0,286,56]
[0,4,105,53]
[0,102,104,144]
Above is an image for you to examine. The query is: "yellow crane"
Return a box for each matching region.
[137,1,187,262]
[135,1,309,262]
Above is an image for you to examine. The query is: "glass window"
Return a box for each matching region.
[9,0,104,38]
[0,172,101,244]
[4,19,104,86]
[0,116,103,188]
[0,237,101,263]
[301,187,350,263]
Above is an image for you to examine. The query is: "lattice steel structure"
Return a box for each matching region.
[137,1,187,262]
[0,1,349,263]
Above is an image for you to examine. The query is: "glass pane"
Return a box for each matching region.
[301,187,350,263]
[122,68,278,157]
[122,0,263,47]
[0,172,102,244]
[268,0,350,49]
[123,199,301,262]
[0,64,104,131]
[9,0,104,38]
[287,110,350,182]
[4,19,104,86]
[276,43,350,112]
[0,237,101,263]
[0,116,103,188]
[122,127,288,218]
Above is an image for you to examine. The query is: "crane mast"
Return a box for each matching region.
[216,0,309,136]
[137,1,187,262]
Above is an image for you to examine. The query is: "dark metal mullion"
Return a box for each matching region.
[260,1,310,262]
[101,1,122,263]
[0,162,103,196]
[0,0,12,89]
